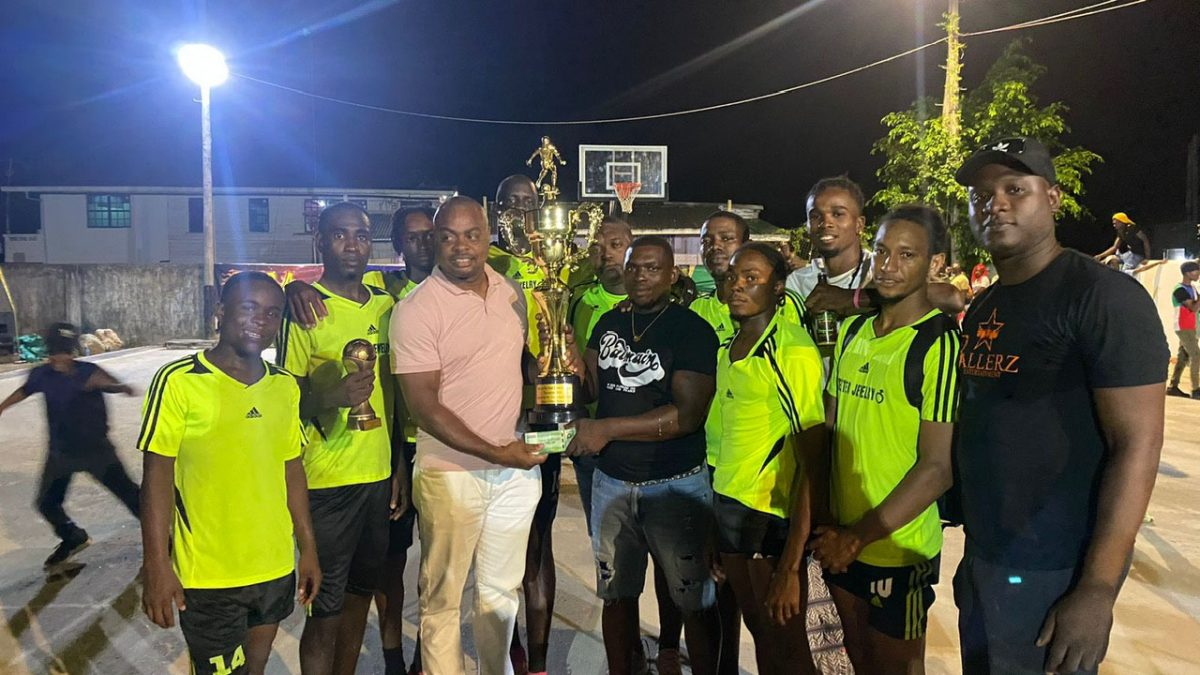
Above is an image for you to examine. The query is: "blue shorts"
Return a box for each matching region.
[590,465,717,612]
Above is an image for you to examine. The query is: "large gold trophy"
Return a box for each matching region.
[515,201,604,424]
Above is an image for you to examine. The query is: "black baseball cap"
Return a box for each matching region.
[955,136,1057,186]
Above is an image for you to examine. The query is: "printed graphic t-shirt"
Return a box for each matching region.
[588,303,718,482]
[957,250,1168,570]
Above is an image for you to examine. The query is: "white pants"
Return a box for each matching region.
[414,466,542,675]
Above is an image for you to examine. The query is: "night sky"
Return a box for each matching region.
[1,0,1197,252]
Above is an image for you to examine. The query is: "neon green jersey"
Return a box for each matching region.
[696,289,809,464]
[827,309,960,567]
[371,270,421,442]
[277,282,395,489]
[569,282,626,346]
[709,314,825,518]
[138,352,306,589]
[690,289,809,344]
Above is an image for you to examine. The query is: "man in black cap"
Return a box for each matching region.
[952,137,1168,674]
[0,322,140,568]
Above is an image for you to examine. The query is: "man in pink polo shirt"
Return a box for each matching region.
[390,195,551,675]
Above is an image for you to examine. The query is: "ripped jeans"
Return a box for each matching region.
[590,465,717,612]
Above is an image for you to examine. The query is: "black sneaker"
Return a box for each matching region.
[1167,385,1189,397]
[43,533,90,569]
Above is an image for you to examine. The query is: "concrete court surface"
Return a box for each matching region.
[0,346,1197,674]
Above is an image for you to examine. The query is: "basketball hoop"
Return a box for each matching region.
[614,182,641,214]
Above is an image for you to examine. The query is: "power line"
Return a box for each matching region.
[234,0,1154,126]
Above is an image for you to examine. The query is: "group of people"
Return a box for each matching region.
[0,135,1171,675]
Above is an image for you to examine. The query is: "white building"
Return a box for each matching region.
[0,186,455,265]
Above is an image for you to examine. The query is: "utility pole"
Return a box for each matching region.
[941,0,964,259]
[941,0,963,140]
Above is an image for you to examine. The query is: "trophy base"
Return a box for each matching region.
[349,416,382,431]
[530,373,579,425]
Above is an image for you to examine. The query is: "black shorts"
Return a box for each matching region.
[825,556,940,640]
[309,479,391,618]
[179,572,295,674]
[713,492,790,557]
[533,451,562,528]
[387,442,419,556]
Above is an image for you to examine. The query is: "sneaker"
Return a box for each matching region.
[44,532,90,569]
[1167,385,1188,397]
[656,648,683,675]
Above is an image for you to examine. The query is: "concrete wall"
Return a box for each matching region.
[1,263,205,346]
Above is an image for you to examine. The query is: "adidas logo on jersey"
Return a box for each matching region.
[858,362,870,374]
[716,323,726,332]
[367,325,379,335]
[725,389,734,399]
[246,407,263,419]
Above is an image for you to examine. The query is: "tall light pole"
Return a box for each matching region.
[177,43,228,335]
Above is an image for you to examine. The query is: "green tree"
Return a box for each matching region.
[871,39,1102,264]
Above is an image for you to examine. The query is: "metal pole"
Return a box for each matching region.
[201,85,216,334]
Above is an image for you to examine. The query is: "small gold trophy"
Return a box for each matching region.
[342,339,381,431]
[525,201,604,424]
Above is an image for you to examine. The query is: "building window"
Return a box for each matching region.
[188,198,203,233]
[303,198,366,232]
[249,198,270,233]
[86,194,131,228]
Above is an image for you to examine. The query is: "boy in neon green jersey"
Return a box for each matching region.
[813,205,959,674]
[141,272,319,675]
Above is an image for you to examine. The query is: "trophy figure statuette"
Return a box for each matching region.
[525,202,604,425]
[342,339,382,431]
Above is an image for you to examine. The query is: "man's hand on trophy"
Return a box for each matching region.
[285,280,328,328]
[325,368,374,409]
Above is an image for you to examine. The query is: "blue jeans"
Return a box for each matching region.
[591,466,717,612]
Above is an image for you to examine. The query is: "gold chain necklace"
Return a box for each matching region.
[631,304,670,342]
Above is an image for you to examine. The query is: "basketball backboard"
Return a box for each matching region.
[578,145,668,200]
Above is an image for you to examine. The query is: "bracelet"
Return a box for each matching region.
[853,286,863,309]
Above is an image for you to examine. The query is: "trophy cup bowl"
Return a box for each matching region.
[343,339,382,431]
[527,205,582,425]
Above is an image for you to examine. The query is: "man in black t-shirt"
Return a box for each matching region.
[568,236,722,675]
[953,138,1168,674]
[0,323,140,569]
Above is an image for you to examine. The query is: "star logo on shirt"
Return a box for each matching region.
[974,309,1005,351]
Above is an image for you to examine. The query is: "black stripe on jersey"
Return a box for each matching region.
[136,356,194,449]
[174,487,192,532]
[758,435,787,475]
[764,336,802,434]
[940,333,961,421]
[368,285,394,299]
[276,312,292,367]
[783,288,808,321]
[266,362,291,377]
[902,313,961,421]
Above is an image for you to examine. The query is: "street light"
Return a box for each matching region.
[177,43,228,335]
